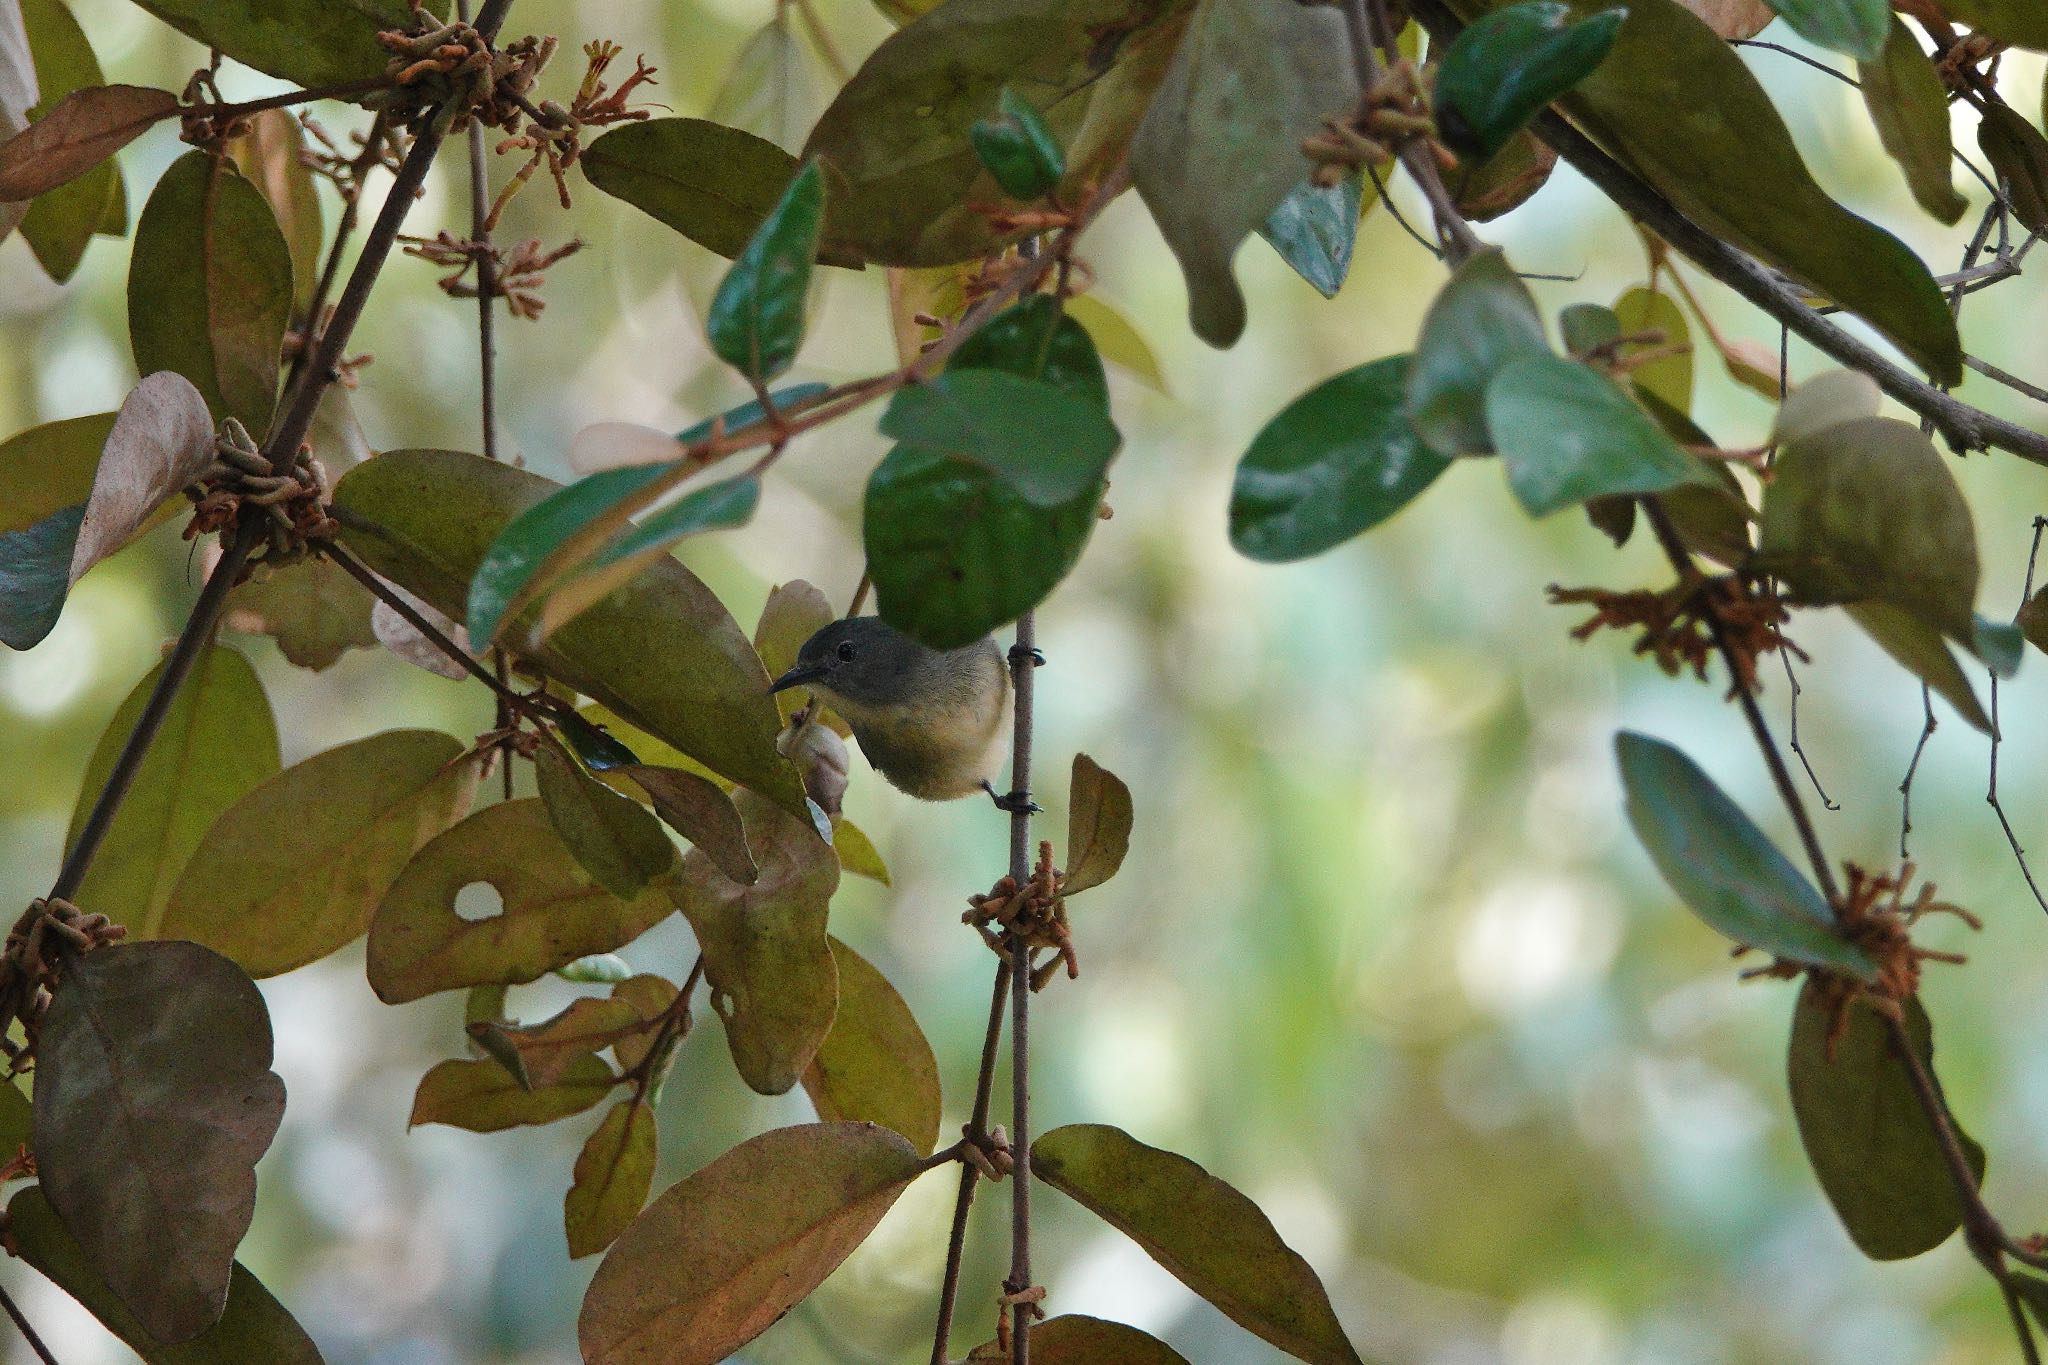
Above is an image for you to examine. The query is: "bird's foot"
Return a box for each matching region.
[981,780,1041,814]
[1009,644,1046,668]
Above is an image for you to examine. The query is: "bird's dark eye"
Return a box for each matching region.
[835,641,856,662]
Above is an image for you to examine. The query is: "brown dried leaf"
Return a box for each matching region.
[409,1054,617,1132]
[68,370,214,585]
[0,83,175,201]
[1064,753,1132,896]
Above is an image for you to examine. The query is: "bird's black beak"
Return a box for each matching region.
[769,663,826,694]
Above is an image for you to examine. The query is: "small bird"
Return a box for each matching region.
[769,617,1017,804]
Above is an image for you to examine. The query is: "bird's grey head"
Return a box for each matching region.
[769,617,938,708]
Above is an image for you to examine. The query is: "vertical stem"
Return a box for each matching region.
[0,1284,58,1365]
[928,961,1013,1365]
[1005,611,1038,1365]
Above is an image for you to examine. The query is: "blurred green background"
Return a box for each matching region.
[5,2,2048,1361]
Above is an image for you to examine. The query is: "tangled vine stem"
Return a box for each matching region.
[1403,0,2048,468]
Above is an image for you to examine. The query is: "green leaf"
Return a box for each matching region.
[673,790,838,1095]
[972,87,1066,200]
[800,0,1189,265]
[1486,354,1711,517]
[129,151,294,431]
[1611,287,1693,412]
[16,0,134,282]
[582,119,820,263]
[1449,0,1960,384]
[6,1187,322,1364]
[1845,601,1992,734]
[617,763,757,885]
[1435,2,1627,158]
[332,449,807,813]
[1230,354,1449,562]
[710,16,826,154]
[1938,0,2048,47]
[1858,19,1967,224]
[1065,753,1132,896]
[1615,732,1876,977]
[567,1099,659,1260]
[68,644,279,939]
[578,1122,925,1365]
[801,937,942,1155]
[1560,303,1621,357]
[1128,0,1360,346]
[0,411,109,649]
[1761,0,1886,60]
[537,740,680,899]
[1973,614,2024,677]
[158,729,480,977]
[867,296,1110,648]
[1405,248,1548,456]
[881,370,1122,507]
[969,1316,1191,1364]
[1769,368,1881,447]
[1977,104,2048,235]
[224,553,380,670]
[833,818,891,884]
[227,108,325,314]
[1788,984,1983,1259]
[409,1054,617,1132]
[1258,176,1363,300]
[536,477,762,641]
[124,0,435,89]
[1756,417,1979,641]
[707,160,824,384]
[1065,294,1169,393]
[0,83,173,205]
[35,942,286,1342]
[1033,1124,1365,1365]
[367,799,678,1004]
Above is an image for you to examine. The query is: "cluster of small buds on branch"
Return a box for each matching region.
[400,231,584,318]
[0,899,126,1073]
[175,62,246,147]
[1549,574,1803,697]
[183,419,336,566]
[964,840,1081,991]
[300,113,409,201]
[1302,59,1447,187]
[484,40,659,228]
[372,1,553,132]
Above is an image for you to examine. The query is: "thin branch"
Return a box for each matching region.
[1965,354,2048,406]
[1339,0,1482,266]
[283,109,392,398]
[1987,517,2048,915]
[1730,39,1859,87]
[189,77,394,120]
[1004,612,1039,1365]
[0,1283,58,1365]
[1900,684,1936,858]
[928,963,1013,1365]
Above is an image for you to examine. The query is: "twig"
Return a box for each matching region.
[283,109,392,398]
[1900,685,1937,858]
[928,963,1013,1365]
[0,1283,58,1365]
[1004,612,1039,1365]
[1339,0,1482,266]
[1965,354,2048,406]
[1988,517,2048,915]
[1730,39,1859,87]
[188,77,394,121]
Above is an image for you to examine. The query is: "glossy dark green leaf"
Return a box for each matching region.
[1435,2,1626,158]
[971,87,1065,200]
[68,645,279,939]
[1789,984,1983,1259]
[1859,19,1967,224]
[671,791,838,1096]
[800,0,1189,265]
[129,151,293,431]
[536,740,679,899]
[1486,354,1711,517]
[1762,0,1886,60]
[867,298,1108,647]
[1033,1124,1365,1365]
[124,0,434,89]
[536,477,762,641]
[567,1099,659,1259]
[1232,355,1448,561]
[1448,0,1960,384]
[968,1316,1191,1364]
[1977,104,2048,235]
[367,799,678,1004]
[582,119,811,262]
[35,942,286,1342]
[707,159,823,384]
[1129,0,1359,345]
[881,370,1121,507]
[17,0,125,283]
[1405,249,1549,456]
[409,1054,616,1131]
[1756,417,1979,641]
[1616,731,1875,977]
[6,1187,322,1364]
[333,450,806,812]
[579,1122,924,1365]
[1257,175,1362,300]
[801,936,942,1154]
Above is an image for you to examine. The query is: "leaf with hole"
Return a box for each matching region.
[1789,983,1984,1258]
[1405,248,1548,457]
[1615,731,1875,977]
[160,729,479,977]
[1033,1124,1365,1365]
[67,644,278,939]
[801,937,942,1154]
[579,1122,925,1365]
[34,942,286,1342]
[671,790,839,1095]
[1435,2,1626,158]
[367,799,679,1003]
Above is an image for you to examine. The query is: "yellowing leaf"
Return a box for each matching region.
[802,937,941,1154]
[567,1099,659,1259]
[409,1054,617,1132]
[1064,753,1132,896]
